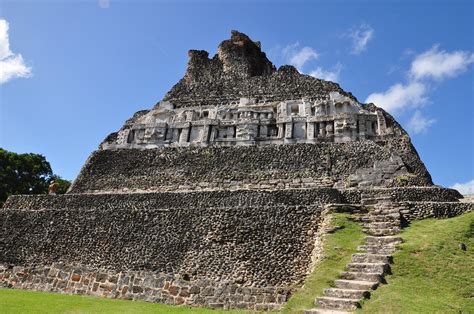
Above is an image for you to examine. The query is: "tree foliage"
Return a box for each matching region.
[0,149,71,206]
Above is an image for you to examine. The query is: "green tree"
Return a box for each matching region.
[0,149,71,206]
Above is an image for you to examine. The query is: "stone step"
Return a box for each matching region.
[363,226,401,233]
[315,296,361,311]
[363,200,391,206]
[363,221,400,228]
[361,195,391,202]
[352,253,392,264]
[369,209,400,215]
[347,262,390,274]
[357,245,396,255]
[364,228,401,237]
[335,279,379,290]
[361,193,391,198]
[359,214,400,222]
[303,309,351,314]
[362,200,392,205]
[371,205,405,210]
[324,288,370,299]
[340,271,384,283]
[363,224,401,230]
[364,236,403,245]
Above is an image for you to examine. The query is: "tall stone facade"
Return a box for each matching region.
[101,92,384,150]
[1,31,471,311]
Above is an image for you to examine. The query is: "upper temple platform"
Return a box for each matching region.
[101,93,396,150]
[69,30,434,193]
[101,31,406,150]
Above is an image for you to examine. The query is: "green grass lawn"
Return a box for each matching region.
[0,288,246,314]
[359,211,474,313]
[1,211,472,313]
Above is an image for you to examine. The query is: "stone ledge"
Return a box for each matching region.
[400,201,473,222]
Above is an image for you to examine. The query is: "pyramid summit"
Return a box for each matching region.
[1,31,471,312]
[161,30,352,107]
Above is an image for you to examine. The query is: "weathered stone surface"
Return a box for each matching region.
[3,188,341,210]
[0,264,289,310]
[70,139,433,194]
[0,201,325,288]
[400,201,473,222]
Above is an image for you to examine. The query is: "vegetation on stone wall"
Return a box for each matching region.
[282,213,365,313]
[0,148,70,206]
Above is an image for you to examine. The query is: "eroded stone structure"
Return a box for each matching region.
[102,92,386,150]
[1,31,471,311]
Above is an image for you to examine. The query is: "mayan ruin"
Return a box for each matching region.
[0,30,472,313]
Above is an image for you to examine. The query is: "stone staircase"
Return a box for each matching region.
[304,193,403,313]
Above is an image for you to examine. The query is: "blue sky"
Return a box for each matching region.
[1,0,473,193]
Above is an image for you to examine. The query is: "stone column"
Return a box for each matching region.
[201,125,211,143]
[228,126,236,138]
[285,122,293,139]
[326,122,334,136]
[172,129,180,143]
[260,125,268,138]
[209,126,218,142]
[319,121,326,137]
[307,122,315,140]
[376,111,386,135]
[179,127,190,143]
[277,124,284,138]
[358,117,366,140]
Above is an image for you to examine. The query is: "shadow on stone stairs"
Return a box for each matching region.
[303,193,404,314]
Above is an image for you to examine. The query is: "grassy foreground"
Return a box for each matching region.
[0,212,472,313]
[0,288,244,314]
[359,211,474,313]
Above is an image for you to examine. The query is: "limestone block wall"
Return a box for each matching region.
[400,201,473,222]
[0,264,288,311]
[0,189,340,310]
[3,188,342,210]
[70,140,432,194]
[339,187,462,204]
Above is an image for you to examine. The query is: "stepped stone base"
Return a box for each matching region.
[1,188,471,310]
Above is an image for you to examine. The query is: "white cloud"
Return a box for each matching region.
[365,81,427,112]
[349,24,374,55]
[99,0,110,8]
[451,179,474,195]
[407,110,436,134]
[281,42,341,82]
[283,43,319,71]
[0,55,32,84]
[0,19,31,84]
[309,63,342,82]
[0,20,12,59]
[366,44,474,133]
[410,45,474,81]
